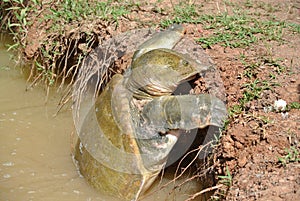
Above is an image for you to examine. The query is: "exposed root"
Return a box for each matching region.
[140,142,219,200]
[185,184,224,201]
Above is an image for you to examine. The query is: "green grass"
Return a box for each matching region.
[2,0,32,51]
[288,23,300,33]
[197,13,288,48]
[46,0,129,31]
[287,102,300,110]
[218,166,232,187]
[161,2,299,49]
[1,0,132,86]
[226,53,287,118]
[2,0,131,44]
[2,0,299,88]
[227,78,277,117]
[278,146,299,167]
[160,3,202,26]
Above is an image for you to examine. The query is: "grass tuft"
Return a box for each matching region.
[278,146,299,167]
[218,166,232,187]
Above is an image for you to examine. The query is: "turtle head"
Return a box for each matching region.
[126,48,211,99]
[132,24,186,62]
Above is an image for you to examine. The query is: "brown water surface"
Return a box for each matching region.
[0,34,203,201]
[0,34,112,201]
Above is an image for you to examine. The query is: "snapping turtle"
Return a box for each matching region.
[73,24,227,201]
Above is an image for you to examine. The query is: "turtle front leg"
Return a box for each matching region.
[140,94,227,132]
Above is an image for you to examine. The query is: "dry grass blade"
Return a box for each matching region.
[185,184,224,201]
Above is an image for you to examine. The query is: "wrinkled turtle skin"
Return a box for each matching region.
[75,74,177,201]
[74,24,227,201]
[125,48,210,100]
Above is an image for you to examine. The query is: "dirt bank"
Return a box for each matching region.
[1,0,299,200]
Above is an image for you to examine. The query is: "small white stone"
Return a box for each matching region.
[274,99,287,111]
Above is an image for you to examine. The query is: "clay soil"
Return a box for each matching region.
[196,1,300,201]
[4,0,300,200]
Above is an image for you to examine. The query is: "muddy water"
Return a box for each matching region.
[0,34,204,201]
[0,34,109,201]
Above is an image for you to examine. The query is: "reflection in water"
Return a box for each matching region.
[0,34,204,201]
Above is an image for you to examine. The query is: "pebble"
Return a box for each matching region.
[238,154,247,167]
[274,99,287,111]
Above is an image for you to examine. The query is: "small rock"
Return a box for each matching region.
[274,99,287,112]
[238,154,247,167]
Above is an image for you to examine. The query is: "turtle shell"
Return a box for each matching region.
[72,27,226,201]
